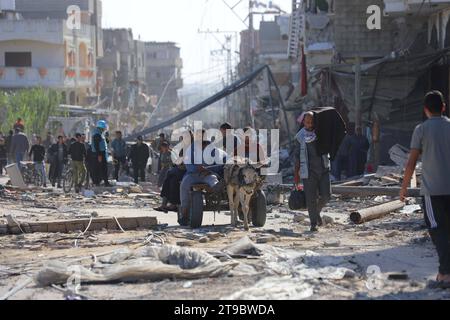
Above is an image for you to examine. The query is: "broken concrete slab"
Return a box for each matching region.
[1,216,158,235]
[5,164,27,189]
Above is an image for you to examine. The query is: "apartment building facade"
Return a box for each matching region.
[0,0,103,105]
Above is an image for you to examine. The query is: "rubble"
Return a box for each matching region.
[35,246,239,287]
[0,166,444,300]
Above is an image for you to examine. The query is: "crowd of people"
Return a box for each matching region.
[1,90,449,285]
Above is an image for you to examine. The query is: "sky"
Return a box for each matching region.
[102,0,293,84]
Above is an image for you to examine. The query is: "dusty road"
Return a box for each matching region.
[0,175,449,300]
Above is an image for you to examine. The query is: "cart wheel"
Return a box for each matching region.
[251,190,267,227]
[189,191,204,229]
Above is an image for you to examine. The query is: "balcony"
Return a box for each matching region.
[384,0,450,15]
[0,67,96,89]
[0,19,96,45]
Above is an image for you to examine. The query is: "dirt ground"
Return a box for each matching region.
[0,175,449,300]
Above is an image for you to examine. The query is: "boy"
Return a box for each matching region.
[401,91,450,286]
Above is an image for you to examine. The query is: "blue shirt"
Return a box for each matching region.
[111,138,127,158]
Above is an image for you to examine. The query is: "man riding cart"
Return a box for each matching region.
[178,129,268,229]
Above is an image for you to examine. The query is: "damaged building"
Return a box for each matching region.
[286,0,450,167]
[0,0,103,106]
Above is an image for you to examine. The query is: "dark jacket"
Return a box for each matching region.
[29,145,46,162]
[129,143,150,166]
[11,132,30,155]
[69,141,87,162]
[48,143,68,164]
[0,145,7,160]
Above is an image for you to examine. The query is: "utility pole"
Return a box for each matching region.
[354,56,362,129]
[249,0,254,72]
[198,29,237,122]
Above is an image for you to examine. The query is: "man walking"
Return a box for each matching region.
[128,136,150,184]
[294,112,331,232]
[111,131,128,181]
[48,136,68,188]
[11,128,30,170]
[29,136,47,187]
[69,133,87,193]
[81,134,92,188]
[401,91,450,286]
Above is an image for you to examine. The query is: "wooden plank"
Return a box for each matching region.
[0,216,158,235]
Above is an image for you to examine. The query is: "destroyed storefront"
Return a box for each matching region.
[328,49,450,165]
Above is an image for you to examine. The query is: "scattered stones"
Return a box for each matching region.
[357,231,376,237]
[176,241,196,247]
[293,215,305,223]
[322,215,335,225]
[256,235,278,244]
[199,237,209,243]
[82,190,95,198]
[206,232,222,241]
[385,231,400,238]
[324,240,341,248]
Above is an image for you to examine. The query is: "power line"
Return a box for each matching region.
[221,0,249,28]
